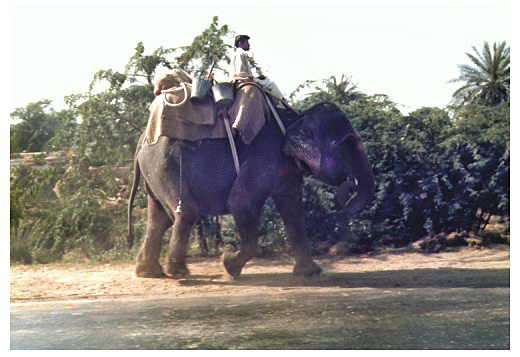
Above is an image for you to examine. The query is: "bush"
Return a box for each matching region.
[10,161,127,263]
[289,93,509,249]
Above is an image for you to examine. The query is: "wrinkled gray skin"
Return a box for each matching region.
[128,102,374,280]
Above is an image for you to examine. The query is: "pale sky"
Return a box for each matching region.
[6,1,511,115]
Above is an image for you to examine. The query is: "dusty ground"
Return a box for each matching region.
[10,245,510,304]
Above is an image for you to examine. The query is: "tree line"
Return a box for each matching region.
[10,17,509,263]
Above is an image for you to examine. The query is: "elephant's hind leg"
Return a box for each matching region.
[161,189,199,279]
[164,208,198,279]
[136,196,173,278]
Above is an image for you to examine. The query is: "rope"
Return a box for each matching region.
[179,147,182,198]
[175,145,183,213]
[163,82,189,107]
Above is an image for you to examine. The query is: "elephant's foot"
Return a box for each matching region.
[135,262,165,278]
[164,261,190,279]
[222,251,246,281]
[293,260,322,277]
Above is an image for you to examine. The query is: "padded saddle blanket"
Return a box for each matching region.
[144,82,269,146]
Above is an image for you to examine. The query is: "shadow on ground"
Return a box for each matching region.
[179,267,509,289]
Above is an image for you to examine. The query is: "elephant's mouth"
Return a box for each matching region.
[338,171,375,215]
[293,157,312,175]
[337,177,360,208]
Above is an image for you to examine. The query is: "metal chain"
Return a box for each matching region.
[175,144,183,213]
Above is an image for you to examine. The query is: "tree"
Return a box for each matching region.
[450,41,510,106]
[10,100,76,153]
[290,74,364,110]
[440,102,509,231]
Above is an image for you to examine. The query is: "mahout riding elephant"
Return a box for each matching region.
[127,102,375,280]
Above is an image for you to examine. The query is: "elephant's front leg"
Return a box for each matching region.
[225,198,264,280]
[164,210,198,279]
[273,192,322,276]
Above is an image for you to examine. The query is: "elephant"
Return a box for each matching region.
[127,101,375,280]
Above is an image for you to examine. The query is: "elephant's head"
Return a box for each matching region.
[284,102,375,215]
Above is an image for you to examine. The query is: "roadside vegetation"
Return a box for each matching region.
[10,17,509,264]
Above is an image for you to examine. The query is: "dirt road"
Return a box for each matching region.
[10,246,510,349]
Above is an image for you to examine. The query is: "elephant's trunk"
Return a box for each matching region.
[337,136,375,215]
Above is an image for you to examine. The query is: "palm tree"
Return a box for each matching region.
[450,41,510,106]
[324,75,365,105]
[290,74,365,108]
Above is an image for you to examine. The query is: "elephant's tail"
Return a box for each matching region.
[127,156,141,249]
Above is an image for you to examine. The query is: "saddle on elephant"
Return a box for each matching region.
[144,70,270,146]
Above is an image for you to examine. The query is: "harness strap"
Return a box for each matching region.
[222,112,241,176]
[221,81,299,176]
[264,94,286,136]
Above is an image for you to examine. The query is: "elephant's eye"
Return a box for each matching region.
[331,136,344,148]
[331,133,356,148]
[299,127,313,139]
